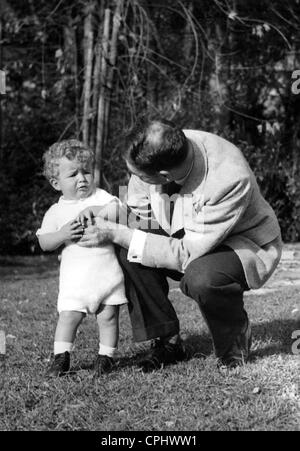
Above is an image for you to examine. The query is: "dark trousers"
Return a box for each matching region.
[115,245,249,358]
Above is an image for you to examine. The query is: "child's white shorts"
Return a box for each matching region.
[57,244,128,315]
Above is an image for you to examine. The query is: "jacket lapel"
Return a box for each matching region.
[150,185,172,234]
[149,138,208,235]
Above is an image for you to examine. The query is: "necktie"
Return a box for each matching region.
[163,181,182,196]
[162,181,181,227]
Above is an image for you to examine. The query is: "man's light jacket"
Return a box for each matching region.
[127,130,282,289]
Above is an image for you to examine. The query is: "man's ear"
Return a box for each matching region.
[158,170,171,182]
[50,178,61,191]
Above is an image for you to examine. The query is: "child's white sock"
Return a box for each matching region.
[99,343,117,358]
[54,341,73,355]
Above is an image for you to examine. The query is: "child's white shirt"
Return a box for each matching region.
[37,188,127,314]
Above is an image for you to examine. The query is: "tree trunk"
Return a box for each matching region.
[95,7,111,186]
[208,22,230,132]
[64,15,80,137]
[90,1,105,150]
[90,38,101,150]
[82,1,95,146]
[74,30,80,138]
[104,0,124,148]
[0,17,3,161]
[183,1,194,62]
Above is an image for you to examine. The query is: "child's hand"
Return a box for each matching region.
[59,219,84,243]
[77,207,96,227]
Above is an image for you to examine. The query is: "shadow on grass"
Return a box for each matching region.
[71,352,153,373]
[70,339,211,375]
[251,318,299,359]
[174,318,299,361]
[67,318,299,374]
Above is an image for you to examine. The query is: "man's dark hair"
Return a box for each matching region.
[125,118,189,173]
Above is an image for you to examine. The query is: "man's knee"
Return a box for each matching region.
[181,259,220,301]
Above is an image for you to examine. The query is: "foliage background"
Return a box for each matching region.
[0,0,299,254]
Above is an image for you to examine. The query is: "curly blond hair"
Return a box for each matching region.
[43,139,95,181]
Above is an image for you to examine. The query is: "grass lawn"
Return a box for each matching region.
[0,255,299,431]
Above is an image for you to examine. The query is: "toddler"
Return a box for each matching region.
[37,139,127,377]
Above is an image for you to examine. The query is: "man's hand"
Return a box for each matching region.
[78,216,134,249]
[60,219,84,243]
[78,225,113,247]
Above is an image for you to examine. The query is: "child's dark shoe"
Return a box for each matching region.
[94,355,114,377]
[46,351,70,377]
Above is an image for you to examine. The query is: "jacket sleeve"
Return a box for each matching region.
[140,175,253,272]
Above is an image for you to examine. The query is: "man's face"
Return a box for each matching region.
[52,156,95,200]
[126,160,168,185]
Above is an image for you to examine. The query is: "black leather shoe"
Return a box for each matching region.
[138,339,186,373]
[94,355,114,377]
[218,320,252,369]
[46,351,70,377]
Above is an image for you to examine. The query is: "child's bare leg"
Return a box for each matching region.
[54,310,85,354]
[96,305,119,358]
[46,310,85,377]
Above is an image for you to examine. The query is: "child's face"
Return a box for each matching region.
[51,156,95,200]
